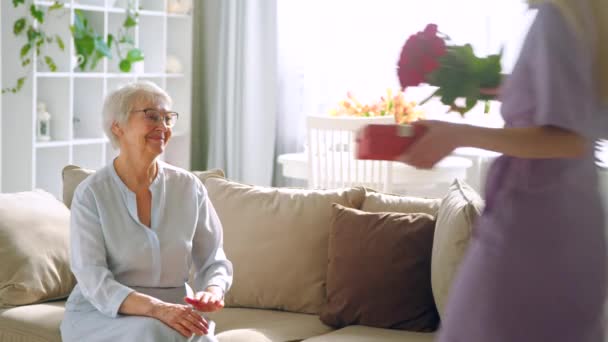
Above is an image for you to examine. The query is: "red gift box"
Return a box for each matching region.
[356,124,426,161]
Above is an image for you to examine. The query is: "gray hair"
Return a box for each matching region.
[102,80,173,148]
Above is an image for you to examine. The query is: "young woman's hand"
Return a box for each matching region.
[398,120,468,169]
[184,286,225,312]
[151,302,209,337]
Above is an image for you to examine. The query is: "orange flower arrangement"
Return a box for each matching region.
[329,89,424,124]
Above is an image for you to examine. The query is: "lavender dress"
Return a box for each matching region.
[438,4,607,342]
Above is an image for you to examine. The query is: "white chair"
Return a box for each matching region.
[306,115,397,192]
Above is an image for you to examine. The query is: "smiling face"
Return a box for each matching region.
[112,96,173,160]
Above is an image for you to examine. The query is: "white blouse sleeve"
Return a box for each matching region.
[69,186,134,318]
[191,183,233,295]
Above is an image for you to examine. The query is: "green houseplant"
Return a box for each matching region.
[71,1,144,72]
[2,0,65,94]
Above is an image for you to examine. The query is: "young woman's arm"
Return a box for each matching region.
[399,120,589,169]
[460,124,588,159]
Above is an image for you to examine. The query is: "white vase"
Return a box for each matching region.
[36,102,51,141]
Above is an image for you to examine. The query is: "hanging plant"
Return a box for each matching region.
[2,0,66,94]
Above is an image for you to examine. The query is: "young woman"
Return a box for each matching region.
[400,1,607,341]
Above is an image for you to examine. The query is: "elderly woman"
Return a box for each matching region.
[60,81,233,342]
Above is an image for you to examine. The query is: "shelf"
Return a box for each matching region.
[37,72,72,78]
[2,0,192,194]
[35,72,184,78]
[72,138,108,145]
[35,138,108,148]
[72,3,106,12]
[167,13,190,19]
[139,9,165,17]
[36,140,71,148]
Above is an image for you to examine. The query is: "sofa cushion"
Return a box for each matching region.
[0,300,65,342]
[431,179,484,317]
[360,189,441,216]
[320,204,438,331]
[194,173,366,315]
[207,308,333,342]
[302,325,435,342]
[0,190,76,308]
[62,165,95,208]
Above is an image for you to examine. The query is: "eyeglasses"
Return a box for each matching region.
[131,108,179,128]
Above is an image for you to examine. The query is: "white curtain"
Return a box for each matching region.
[198,0,278,186]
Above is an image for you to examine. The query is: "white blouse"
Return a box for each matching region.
[65,160,233,318]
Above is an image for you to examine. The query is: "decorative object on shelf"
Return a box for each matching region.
[70,53,85,72]
[166,55,183,73]
[397,24,503,116]
[329,89,424,124]
[72,116,81,139]
[2,1,65,94]
[36,102,51,141]
[167,0,193,14]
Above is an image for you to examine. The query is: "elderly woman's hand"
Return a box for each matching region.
[184,286,225,312]
[151,302,209,337]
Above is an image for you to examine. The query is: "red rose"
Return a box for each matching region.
[397,24,446,89]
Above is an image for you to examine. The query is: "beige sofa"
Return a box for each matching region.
[0,166,484,342]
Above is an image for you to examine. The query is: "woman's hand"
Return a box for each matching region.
[150,302,209,338]
[184,286,225,312]
[398,120,468,169]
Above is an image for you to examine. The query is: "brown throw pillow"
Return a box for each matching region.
[320,204,439,332]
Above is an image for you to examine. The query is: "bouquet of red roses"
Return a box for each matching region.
[397,24,502,115]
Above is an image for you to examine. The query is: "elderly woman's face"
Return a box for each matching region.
[117,97,173,158]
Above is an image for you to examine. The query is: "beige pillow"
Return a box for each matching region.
[197,175,366,314]
[361,189,441,216]
[431,179,484,317]
[62,165,95,208]
[0,190,76,307]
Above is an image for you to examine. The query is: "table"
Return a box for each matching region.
[277,152,474,196]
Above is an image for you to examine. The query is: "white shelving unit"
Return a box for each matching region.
[1,0,193,198]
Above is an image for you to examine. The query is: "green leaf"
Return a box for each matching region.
[126,48,144,62]
[106,34,115,48]
[72,10,87,36]
[119,59,132,72]
[44,56,57,72]
[22,58,31,67]
[56,35,65,51]
[49,1,64,11]
[94,37,112,57]
[16,77,26,92]
[26,26,40,42]
[90,52,103,70]
[13,18,26,35]
[12,0,25,7]
[20,43,31,58]
[30,5,44,24]
[79,36,95,55]
[123,15,137,28]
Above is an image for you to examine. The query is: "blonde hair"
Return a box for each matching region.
[528,0,608,104]
[102,81,173,148]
